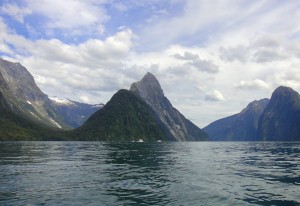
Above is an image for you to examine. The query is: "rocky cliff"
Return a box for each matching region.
[130,72,208,141]
[257,86,300,141]
[0,58,102,129]
[0,58,68,129]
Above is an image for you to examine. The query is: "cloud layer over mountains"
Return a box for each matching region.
[1,0,300,127]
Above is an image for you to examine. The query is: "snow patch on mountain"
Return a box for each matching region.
[92,104,104,108]
[49,96,75,106]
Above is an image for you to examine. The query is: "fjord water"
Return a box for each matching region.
[0,142,299,206]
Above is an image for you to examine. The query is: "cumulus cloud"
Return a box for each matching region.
[188,59,219,73]
[204,90,225,102]
[235,79,269,90]
[219,46,248,62]
[251,36,280,49]
[269,67,300,90]
[173,51,199,60]
[219,36,290,63]
[252,48,288,63]
[171,49,219,74]
[0,23,134,103]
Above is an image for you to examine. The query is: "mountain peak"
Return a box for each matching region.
[138,72,161,89]
[130,72,208,141]
[130,72,164,101]
[143,72,157,80]
[273,86,299,98]
[270,86,300,107]
[257,86,300,141]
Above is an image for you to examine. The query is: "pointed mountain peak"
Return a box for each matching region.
[143,72,157,80]
[130,72,164,100]
[139,72,161,89]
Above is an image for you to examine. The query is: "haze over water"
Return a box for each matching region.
[0,141,299,206]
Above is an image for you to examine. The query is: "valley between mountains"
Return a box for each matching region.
[0,58,299,141]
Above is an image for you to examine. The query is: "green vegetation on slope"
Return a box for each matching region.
[68,89,166,141]
[0,92,64,141]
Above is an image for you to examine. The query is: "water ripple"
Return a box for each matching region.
[0,141,299,205]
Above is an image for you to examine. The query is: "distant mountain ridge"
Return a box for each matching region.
[205,86,300,141]
[204,99,269,141]
[50,96,103,128]
[0,58,207,141]
[1,58,300,141]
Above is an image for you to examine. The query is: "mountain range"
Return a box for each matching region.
[204,86,300,141]
[204,98,269,141]
[0,57,300,141]
[68,73,208,141]
[0,58,208,141]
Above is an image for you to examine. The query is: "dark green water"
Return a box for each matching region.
[0,142,299,206]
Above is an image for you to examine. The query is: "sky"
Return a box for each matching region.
[1,0,300,127]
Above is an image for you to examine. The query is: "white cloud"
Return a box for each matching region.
[269,67,300,90]
[1,0,109,37]
[219,46,248,62]
[0,3,32,23]
[253,48,288,63]
[27,0,108,30]
[1,0,300,128]
[205,90,225,102]
[250,36,280,49]
[188,59,219,73]
[235,79,270,90]
[0,23,134,103]
[173,51,199,60]
[140,0,247,50]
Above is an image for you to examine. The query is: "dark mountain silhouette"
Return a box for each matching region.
[204,99,269,141]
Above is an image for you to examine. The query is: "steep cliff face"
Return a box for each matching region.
[0,91,62,141]
[0,58,68,129]
[0,58,101,129]
[257,86,300,141]
[130,72,208,141]
[204,99,269,141]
